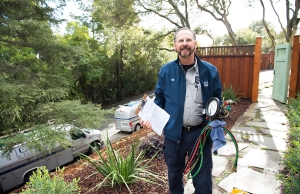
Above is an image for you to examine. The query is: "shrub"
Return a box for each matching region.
[222,84,240,102]
[80,136,164,194]
[138,135,164,159]
[278,145,300,193]
[287,94,300,127]
[18,166,80,194]
[278,93,300,193]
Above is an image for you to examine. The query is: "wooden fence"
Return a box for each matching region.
[261,51,274,70]
[196,37,262,102]
[289,35,300,99]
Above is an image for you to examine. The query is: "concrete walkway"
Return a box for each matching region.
[184,70,288,194]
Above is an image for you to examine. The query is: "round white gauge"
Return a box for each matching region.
[205,97,220,119]
[208,100,218,116]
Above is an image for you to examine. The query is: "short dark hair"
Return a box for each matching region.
[174,27,196,43]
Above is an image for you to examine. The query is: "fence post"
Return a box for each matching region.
[289,35,300,99]
[252,37,262,102]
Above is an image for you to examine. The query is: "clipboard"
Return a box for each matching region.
[135,94,148,116]
[134,94,170,136]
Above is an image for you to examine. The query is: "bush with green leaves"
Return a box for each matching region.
[287,93,300,127]
[80,136,164,194]
[138,135,164,159]
[277,93,300,193]
[18,166,80,194]
[222,84,240,102]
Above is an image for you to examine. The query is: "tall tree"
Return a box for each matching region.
[259,0,276,48]
[249,0,300,43]
[0,0,74,132]
[270,0,299,43]
[134,0,238,45]
[249,20,277,52]
[92,0,171,102]
[0,0,115,156]
[194,0,237,45]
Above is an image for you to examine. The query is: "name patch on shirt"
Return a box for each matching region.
[194,76,200,88]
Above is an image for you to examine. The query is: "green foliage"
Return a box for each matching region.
[278,94,300,193]
[93,0,139,28]
[214,19,278,52]
[0,1,74,133]
[18,166,80,194]
[32,100,114,129]
[287,93,300,127]
[235,28,259,45]
[222,85,240,102]
[80,135,164,193]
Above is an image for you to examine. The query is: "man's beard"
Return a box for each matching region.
[176,46,196,58]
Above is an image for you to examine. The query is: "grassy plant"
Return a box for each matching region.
[222,84,240,102]
[80,136,164,194]
[18,166,80,194]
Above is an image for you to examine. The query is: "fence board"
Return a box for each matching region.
[196,44,258,100]
[289,35,300,99]
[261,51,274,70]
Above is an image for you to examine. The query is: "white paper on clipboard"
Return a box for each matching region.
[135,95,170,136]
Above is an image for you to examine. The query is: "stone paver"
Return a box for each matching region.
[225,132,244,142]
[260,114,288,123]
[184,179,194,194]
[231,126,258,134]
[218,141,249,156]
[260,128,288,139]
[245,108,257,113]
[184,180,224,194]
[245,121,288,132]
[212,156,228,177]
[260,107,282,113]
[248,134,287,151]
[243,112,256,118]
[218,167,281,194]
[234,116,249,126]
[238,149,283,170]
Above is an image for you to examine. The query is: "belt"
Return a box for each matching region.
[182,123,204,132]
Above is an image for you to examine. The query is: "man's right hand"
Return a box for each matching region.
[140,120,152,130]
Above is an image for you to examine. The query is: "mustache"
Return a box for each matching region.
[180,46,190,50]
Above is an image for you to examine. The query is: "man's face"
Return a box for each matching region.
[174,30,197,58]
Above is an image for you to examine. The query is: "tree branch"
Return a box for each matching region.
[269,0,288,41]
[136,0,182,28]
[158,47,174,52]
[260,0,276,49]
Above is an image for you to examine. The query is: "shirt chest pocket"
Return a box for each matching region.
[191,83,203,104]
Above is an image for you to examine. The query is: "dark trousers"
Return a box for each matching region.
[163,128,213,194]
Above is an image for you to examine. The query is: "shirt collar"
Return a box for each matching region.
[179,57,198,72]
